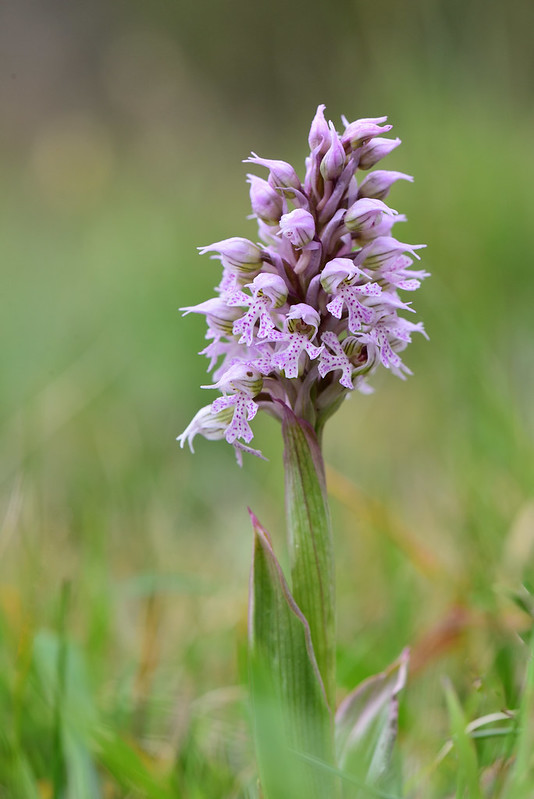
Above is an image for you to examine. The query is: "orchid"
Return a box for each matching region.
[178,106,428,799]
[178,106,427,464]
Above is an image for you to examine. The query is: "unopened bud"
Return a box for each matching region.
[308,104,330,152]
[247,174,283,225]
[342,117,393,149]
[358,170,414,200]
[244,153,301,191]
[358,138,401,170]
[279,208,316,248]
[320,122,346,180]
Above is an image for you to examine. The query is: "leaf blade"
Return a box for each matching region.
[248,510,335,799]
[335,649,409,790]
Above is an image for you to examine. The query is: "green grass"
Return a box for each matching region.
[1,90,534,796]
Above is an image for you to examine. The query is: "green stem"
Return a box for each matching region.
[281,405,336,711]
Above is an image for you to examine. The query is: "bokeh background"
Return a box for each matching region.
[2,0,534,795]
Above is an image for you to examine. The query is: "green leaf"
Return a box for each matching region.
[0,748,41,799]
[281,404,336,708]
[336,649,408,793]
[32,630,102,799]
[93,728,177,799]
[506,633,534,798]
[444,680,483,799]
[248,510,335,799]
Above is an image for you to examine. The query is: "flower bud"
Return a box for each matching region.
[320,122,346,180]
[247,174,283,225]
[358,170,414,200]
[308,104,330,151]
[248,273,288,308]
[279,208,316,248]
[244,153,301,191]
[342,117,393,149]
[345,198,396,233]
[358,137,401,170]
[198,237,263,275]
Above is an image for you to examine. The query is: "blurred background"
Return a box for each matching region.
[1,0,534,795]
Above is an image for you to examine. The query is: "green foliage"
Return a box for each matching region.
[248,512,334,799]
[444,682,484,799]
[336,650,408,796]
[506,634,534,797]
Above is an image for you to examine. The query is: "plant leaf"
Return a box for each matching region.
[506,632,534,797]
[444,680,483,799]
[32,630,102,799]
[281,403,336,708]
[336,649,409,790]
[248,510,335,799]
[93,728,176,799]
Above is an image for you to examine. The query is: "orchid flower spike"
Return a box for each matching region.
[179,106,428,463]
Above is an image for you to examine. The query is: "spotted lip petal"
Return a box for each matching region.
[318,332,355,390]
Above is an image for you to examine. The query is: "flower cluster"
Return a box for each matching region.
[178,106,428,463]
